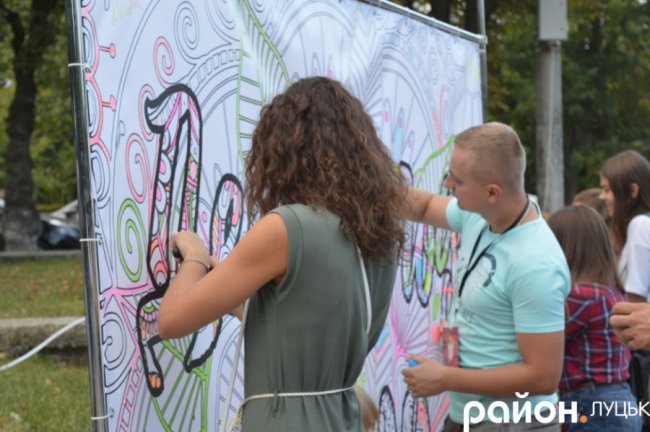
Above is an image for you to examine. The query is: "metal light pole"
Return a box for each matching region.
[536,0,567,214]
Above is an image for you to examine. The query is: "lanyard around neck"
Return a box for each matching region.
[457,195,530,298]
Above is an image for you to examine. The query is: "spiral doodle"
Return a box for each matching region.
[125,134,150,204]
[175,3,200,56]
[117,199,146,283]
[153,37,176,87]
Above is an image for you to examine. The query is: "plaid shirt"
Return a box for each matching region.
[559,282,631,393]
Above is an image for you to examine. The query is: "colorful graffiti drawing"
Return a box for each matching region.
[76,0,482,430]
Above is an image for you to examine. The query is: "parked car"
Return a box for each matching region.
[38,212,81,250]
[0,199,80,250]
[48,199,79,227]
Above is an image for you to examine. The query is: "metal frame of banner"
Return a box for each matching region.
[362,0,485,43]
[477,0,489,121]
[64,1,109,431]
[361,0,489,121]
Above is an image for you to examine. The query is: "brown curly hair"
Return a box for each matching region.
[245,77,406,259]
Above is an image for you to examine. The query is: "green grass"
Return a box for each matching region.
[0,257,85,318]
[0,256,90,431]
[0,352,91,431]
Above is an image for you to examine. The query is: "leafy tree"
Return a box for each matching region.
[0,0,63,250]
[486,0,650,199]
[562,0,650,199]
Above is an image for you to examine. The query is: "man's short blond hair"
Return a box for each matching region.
[454,122,526,192]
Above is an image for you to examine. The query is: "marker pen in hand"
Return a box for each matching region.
[407,358,420,401]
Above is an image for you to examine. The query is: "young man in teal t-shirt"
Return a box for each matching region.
[403,122,570,431]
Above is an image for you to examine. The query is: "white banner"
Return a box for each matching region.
[78,0,483,430]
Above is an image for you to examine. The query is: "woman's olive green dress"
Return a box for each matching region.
[241,204,397,431]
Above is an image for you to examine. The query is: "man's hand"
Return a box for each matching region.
[402,355,449,398]
[610,302,650,350]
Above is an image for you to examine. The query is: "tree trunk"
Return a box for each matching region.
[1,0,59,250]
[3,71,41,250]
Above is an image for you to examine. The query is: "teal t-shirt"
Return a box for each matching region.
[445,198,570,423]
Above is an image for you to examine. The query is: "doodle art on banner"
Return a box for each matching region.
[78,0,482,430]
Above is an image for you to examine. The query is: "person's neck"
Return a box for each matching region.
[485,193,531,234]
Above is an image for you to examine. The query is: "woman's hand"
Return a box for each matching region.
[172,231,210,264]
[159,213,288,339]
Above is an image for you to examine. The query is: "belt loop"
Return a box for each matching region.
[273,389,280,415]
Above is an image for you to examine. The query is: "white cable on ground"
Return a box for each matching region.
[0,317,86,372]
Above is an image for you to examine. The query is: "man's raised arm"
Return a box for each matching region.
[404,188,453,230]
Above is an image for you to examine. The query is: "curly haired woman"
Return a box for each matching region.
[158,77,407,431]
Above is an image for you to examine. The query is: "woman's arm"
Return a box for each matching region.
[158,213,288,339]
[622,216,650,302]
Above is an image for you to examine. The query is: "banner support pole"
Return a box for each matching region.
[478,0,489,121]
[64,1,109,430]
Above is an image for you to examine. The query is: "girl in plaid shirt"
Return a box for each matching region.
[548,205,641,431]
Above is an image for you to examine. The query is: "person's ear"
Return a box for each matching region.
[631,183,640,200]
[486,183,501,203]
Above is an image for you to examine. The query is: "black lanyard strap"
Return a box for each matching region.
[457,195,530,298]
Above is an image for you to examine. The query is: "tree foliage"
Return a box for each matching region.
[562,0,650,198]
